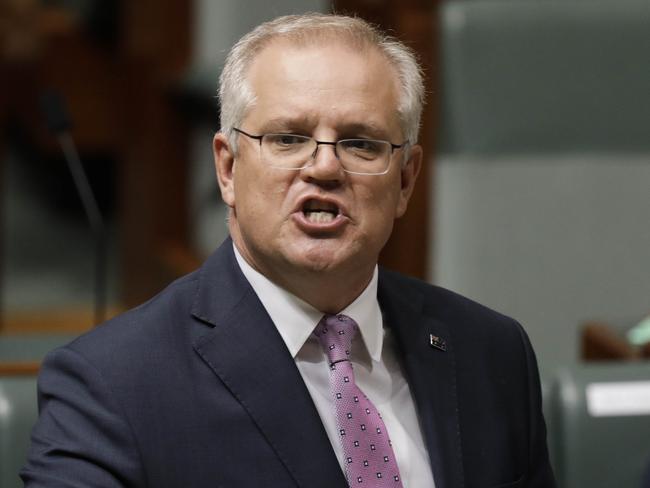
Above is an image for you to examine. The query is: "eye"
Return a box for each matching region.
[339,139,385,158]
[265,134,309,147]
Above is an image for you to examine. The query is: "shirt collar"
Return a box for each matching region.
[233,243,383,362]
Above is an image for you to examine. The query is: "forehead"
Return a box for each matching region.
[244,38,401,135]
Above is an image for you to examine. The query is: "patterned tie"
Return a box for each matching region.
[314,314,403,487]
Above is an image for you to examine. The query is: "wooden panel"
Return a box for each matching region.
[1,307,121,334]
[0,362,40,376]
[118,1,193,306]
[39,35,122,152]
[332,0,441,279]
[0,1,194,313]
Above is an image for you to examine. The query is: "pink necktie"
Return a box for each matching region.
[314,314,403,487]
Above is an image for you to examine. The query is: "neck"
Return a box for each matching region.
[275,267,374,314]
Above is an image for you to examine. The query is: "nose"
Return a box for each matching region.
[301,141,344,185]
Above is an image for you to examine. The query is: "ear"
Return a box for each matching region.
[213,132,236,208]
[395,144,422,218]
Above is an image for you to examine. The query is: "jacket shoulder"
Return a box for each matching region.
[62,269,202,369]
[378,267,517,330]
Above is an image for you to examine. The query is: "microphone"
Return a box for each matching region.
[41,90,107,325]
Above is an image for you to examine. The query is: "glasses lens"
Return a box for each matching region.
[259,134,394,174]
[338,139,391,174]
[262,134,315,168]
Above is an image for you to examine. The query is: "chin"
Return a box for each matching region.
[291,249,342,273]
[288,239,361,274]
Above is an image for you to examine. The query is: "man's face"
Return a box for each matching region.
[214,39,421,294]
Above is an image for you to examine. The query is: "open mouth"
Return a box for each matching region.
[302,199,340,224]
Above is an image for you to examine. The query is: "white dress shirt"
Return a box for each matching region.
[234,245,436,487]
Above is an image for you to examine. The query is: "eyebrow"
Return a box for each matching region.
[336,122,390,140]
[260,116,314,133]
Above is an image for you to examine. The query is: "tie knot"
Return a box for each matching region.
[314,314,358,365]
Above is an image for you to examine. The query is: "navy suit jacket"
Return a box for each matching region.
[22,239,555,487]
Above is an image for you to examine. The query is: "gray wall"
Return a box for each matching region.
[431,0,650,380]
[430,154,650,380]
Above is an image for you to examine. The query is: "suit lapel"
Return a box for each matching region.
[190,241,346,488]
[378,271,465,488]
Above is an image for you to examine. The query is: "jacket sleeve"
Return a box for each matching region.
[20,346,147,487]
[516,322,557,487]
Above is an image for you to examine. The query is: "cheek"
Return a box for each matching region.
[357,181,401,220]
[233,168,296,215]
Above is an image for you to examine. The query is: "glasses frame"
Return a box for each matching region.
[232,127,408,176]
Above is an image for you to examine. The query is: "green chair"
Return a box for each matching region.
[0,334,77,363]
[0,334,77,487]
[548,363,650,488]
[0,376,39,488]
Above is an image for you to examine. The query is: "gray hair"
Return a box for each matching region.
[218,13,425,151]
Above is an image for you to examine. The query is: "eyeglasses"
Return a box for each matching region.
[233,128,408,176]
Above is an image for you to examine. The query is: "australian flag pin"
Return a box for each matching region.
[429,334,447,352]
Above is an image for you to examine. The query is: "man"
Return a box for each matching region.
[22,13,556,488]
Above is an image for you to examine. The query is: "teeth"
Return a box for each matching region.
[303,199,338,213]
[306,211,335,223]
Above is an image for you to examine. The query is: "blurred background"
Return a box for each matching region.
[1,0,649,487]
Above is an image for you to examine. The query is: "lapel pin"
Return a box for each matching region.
[429,334,447,352]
